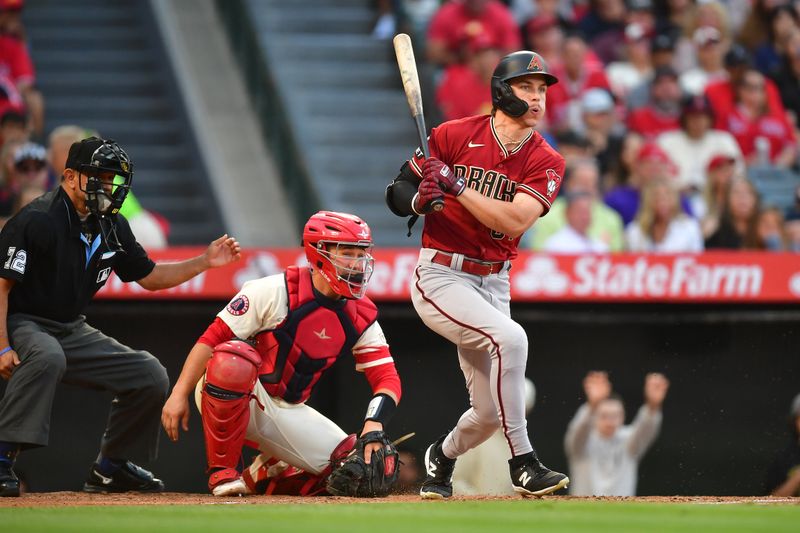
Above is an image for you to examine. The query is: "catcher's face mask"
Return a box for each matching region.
[78,141,133,217]
[317,243,374,299]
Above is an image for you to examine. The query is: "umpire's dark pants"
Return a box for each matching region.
[0,313,169,461]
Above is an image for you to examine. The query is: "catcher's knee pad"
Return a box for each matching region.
[201,341,261,475]
[206,340,261,393]
[330,434,358,464]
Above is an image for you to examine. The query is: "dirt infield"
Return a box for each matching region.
[0,493,797,507]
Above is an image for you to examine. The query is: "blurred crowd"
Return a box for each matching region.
[0,0,168,247]
[379,0,800,253]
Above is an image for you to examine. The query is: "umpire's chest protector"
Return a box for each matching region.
[254,266,377,404]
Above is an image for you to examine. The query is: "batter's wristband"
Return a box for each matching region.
[0,347,11,356]
[364,393,396,426]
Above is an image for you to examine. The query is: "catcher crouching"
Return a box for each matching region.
[161,212,401,497]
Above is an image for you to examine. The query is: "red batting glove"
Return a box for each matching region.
[422,158,465,197]
[413,177,444,214]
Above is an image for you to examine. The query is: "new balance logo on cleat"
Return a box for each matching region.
[510,454,569,498]
[95,470,114,485]
[420,434,456,500]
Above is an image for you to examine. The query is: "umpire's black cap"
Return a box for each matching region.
[65,137,105,170]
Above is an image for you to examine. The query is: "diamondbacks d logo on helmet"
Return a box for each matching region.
[527,55,543,72]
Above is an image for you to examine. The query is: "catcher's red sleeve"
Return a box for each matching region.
[197,317,235,348]
[364,359,402,403]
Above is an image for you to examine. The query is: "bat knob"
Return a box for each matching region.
[432,198,445,212]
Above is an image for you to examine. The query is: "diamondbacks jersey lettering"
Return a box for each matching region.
[218,267,391,403]
[409,115,565,261]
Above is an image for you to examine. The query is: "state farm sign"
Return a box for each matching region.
[511,253,799,302]
[95,248,800,303]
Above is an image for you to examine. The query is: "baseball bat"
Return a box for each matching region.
[393,33,444,212]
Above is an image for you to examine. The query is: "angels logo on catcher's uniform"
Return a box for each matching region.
[546,169,561,198]
[226,295,250,316]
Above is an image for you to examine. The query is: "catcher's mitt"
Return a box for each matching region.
[326,431,399,497]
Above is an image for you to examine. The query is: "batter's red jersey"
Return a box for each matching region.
[408,115,565,262]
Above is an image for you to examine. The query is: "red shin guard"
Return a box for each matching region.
[201,341,261,488]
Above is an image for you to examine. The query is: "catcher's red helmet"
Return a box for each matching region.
[302,211,374,299]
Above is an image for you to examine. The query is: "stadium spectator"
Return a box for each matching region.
[591,0,659,66]
[785,211,800,252]
[765,393,800,496]
[7,141,47,194]
[705,44,786,130]
[425,0,521,67]
[739,0,779,50]
[625,179,704,252]
[542,192,610,253]
[47,125,88,183]
[0,0,24,39]
[604,130,644,190]
[705,176,761,249]
[786,184,800,221]
[547,32,611,133]
[0,108,26,146]
[579,88,626,179]
[624,32,678,110]
[0,26,43,137]
[753,6,800,75]
[722,68,797,168]
[756,206,788,251]
[679,26,727,96]
[435,33,500,121]
[656,95,744,192]
[626,66,683,139]
[371,0,396,40]
[0,138,23,218]
[528,157,624,252]
[606,22,655,101]
[576,0,627,64]
[695,154,738,238]
[769,30,800,125]
[554,130,593,167]
[657,0,695,37]
[604,141,692,226]
[564,371,669,497]
[523,13,564,66]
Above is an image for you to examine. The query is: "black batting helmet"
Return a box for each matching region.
[491,51,558,117]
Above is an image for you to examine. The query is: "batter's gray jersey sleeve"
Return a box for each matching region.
[564,404,594,459]
[625,405,663,459]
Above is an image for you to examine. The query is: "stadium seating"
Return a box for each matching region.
[23,0,224,245]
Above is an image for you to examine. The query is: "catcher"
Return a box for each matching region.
[161,211,401,497]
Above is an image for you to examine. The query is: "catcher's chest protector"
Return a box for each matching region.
[254,266,377,403]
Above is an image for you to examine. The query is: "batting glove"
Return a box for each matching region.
[422,158,465,197]
[413,177,444,215]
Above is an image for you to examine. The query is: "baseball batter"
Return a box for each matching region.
[161,212,402,497]
[386,50,569,498]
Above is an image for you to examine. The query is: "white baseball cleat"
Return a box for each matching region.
[212,477,252,497]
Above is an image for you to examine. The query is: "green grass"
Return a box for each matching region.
[3,500,798,533]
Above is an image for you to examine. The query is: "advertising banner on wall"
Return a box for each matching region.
[95,249,800,303]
